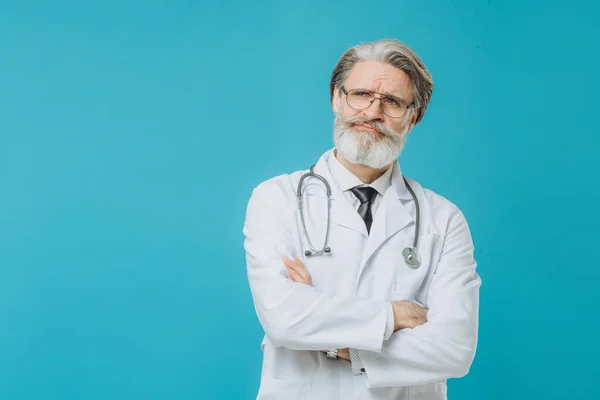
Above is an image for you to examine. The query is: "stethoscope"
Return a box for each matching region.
[297,165,422,268]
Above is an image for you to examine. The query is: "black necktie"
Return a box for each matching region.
[350,187,378,234]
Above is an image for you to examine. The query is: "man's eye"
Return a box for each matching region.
[383,97,400,106]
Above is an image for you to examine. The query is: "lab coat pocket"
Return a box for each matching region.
[393,233,441,307]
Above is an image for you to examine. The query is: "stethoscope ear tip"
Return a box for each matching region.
[305,248,331,257]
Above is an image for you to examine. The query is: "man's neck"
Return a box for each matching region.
[334,149,390,185]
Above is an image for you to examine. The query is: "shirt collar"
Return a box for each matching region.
[326,149,394,196]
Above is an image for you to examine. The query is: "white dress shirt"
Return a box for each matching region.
[326,150,396,375]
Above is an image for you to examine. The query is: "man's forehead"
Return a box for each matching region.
[345,61,413,97]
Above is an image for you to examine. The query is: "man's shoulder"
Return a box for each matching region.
[248,167,309,205]
[404,178,467,227]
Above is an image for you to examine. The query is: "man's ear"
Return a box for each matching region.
[332,87,341,113]
[410,108,419,126]
[405,108,420,135]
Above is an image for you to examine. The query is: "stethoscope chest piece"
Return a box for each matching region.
[305,247,331,257]
[402,246,421,268]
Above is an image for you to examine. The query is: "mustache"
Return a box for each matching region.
[342,115,394,137]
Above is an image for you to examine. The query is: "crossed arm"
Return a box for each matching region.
[244,184,481,387]
[283,256,428,362]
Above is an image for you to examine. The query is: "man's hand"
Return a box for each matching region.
[392,301,428,331]
[283,257,312,286]
[283,257,350,362]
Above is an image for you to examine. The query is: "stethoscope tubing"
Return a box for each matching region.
[297,164,420,267]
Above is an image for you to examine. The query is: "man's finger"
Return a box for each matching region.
[284,258,308,279]
[290,257,310,280]
[286,266,299,280]
[286,267,304,284]
[283,258,300,271]
[292,256,305,268]
[284,257,303,270]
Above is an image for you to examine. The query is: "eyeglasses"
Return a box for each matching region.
[341,86,414,118]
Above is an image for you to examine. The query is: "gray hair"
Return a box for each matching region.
[329,39,433,124]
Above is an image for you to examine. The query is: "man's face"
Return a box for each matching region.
[332,60,418,169]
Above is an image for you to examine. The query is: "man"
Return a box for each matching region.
[243,38,481,400]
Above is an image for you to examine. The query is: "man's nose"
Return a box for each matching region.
[361,98,385,121]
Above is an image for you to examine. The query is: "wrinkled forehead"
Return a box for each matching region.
[344,61,414,100]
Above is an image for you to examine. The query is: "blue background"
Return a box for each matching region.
[1,1,598,399]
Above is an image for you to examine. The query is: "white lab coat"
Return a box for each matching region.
[243,148,481,400]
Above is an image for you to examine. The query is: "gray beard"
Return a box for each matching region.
[333,111,408,169]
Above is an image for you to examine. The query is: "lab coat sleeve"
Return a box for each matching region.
[350,303,395,375]
[243,181,389,352]
[357,208,481,388]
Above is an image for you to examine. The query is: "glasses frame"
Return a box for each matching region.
[341,86,415,119]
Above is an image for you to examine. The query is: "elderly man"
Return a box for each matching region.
[243,38,481,400]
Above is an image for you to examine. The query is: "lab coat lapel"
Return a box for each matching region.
[308,150,368,237]
[359,162,414,276]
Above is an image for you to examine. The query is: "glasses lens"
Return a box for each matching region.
[346,90,374,110]
[381,97,408,118]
